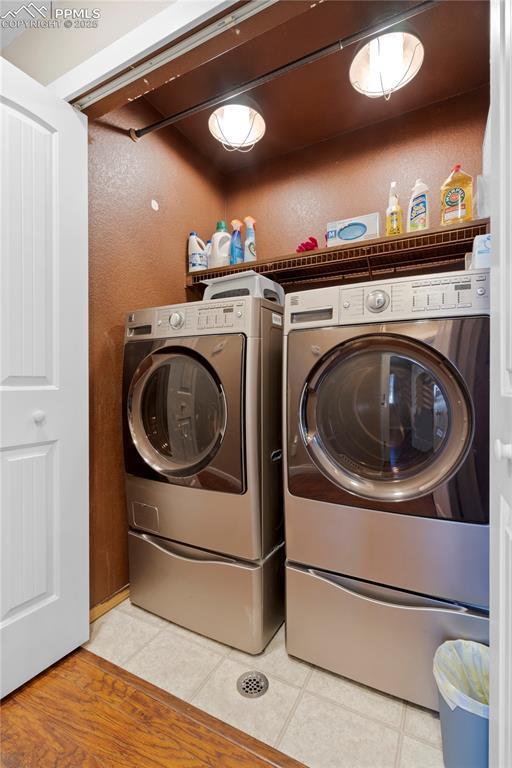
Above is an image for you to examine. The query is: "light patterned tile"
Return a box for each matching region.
[404,704,442,748]
[279,691,399,768]
[307,667,404,727]
[192,658,300,745]
[115,599,169,629]
[399,736,444,768]
[83,609,160,665]
[117,599,232,655]
[163,621,233,656]
[124,629,223,700]
[230,626,310,687]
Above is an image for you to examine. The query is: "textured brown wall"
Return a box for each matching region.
[89,101,225,607]
[225,88,489,259]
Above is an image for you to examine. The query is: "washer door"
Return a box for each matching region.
[127,343,237,484]
[301,334,473,502]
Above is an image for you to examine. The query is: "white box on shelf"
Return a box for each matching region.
[327,212,380,246]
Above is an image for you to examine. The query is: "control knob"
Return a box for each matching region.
[366,289,390,313]
[169,311,185,330]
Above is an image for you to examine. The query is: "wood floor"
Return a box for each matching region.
[0,649,305,768]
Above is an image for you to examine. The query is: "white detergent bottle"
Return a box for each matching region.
[209,220,231,268]
[407,179,429,232]
[205,240,212,266]
[188,232,207,272]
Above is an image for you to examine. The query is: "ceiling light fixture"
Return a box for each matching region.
[349,31,424,100]
[208,102,266,152]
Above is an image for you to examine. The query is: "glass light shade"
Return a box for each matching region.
[349,32,424,99]
[208,103,266,151]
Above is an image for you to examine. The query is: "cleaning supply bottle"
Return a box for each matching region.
[210,220,230,268]
[229,219,244,265]
[243,216,257,262]
[440,164,473,225]
[386,182,403,236]
[205,240,212,266]
[188,232,207,272]
[407,179,429,232]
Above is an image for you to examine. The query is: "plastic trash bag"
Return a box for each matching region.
[433,640,489,718]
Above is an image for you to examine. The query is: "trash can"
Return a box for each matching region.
[433,640,489,768]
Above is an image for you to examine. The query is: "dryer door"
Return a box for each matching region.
[128,334,245,492]
[287,318,489,516]
[301,334,472,502]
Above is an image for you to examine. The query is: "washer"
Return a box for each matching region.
[283,269,490,709]
[122,296,284,653]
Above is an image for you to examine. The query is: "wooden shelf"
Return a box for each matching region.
[186,219,489,296]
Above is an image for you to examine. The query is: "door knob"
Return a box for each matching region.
[494,439,512,461]
[32,410,46,425]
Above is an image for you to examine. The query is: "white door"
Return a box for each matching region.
[0,58,88,697]
[490,1,512,765]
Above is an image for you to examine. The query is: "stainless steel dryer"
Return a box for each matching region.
[284,269,490,709]
[123,296,284,653]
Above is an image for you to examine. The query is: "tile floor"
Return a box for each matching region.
[84,600,444,768]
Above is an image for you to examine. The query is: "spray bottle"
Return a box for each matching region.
[243,216,257,262]
[230,219,244,265]
[386,181,403,236]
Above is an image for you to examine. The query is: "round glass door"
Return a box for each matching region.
[128,351,226,477]
[301,335,473,501]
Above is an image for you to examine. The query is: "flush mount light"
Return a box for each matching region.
[349,31,424,100]
[208,102,266,152]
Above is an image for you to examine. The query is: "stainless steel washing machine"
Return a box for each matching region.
[122,296,284,653]
[283,269,490,709]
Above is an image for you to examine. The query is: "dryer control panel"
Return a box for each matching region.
[284,269,490,332]
[340,270,489,323]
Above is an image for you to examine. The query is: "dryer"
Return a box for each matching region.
[123,296,284,653]
[283,269,490,709]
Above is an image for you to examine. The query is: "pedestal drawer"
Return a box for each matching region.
[286,563,488,710]
[129,531,284,654]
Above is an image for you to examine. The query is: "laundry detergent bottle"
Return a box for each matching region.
[188,232,207,272]
[440,164,473,225]
[243,216,257,262]
[386,181,403,236]
[230,219,244,265]
[407,179,429,232]
[210,220,230,268]
[205,240,212,265]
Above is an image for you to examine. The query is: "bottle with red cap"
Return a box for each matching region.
[440,164,473,225]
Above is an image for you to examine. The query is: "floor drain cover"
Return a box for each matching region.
[236,671,269,698]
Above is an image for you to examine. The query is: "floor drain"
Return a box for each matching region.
[236,671,269,698]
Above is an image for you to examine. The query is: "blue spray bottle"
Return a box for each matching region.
[230,219,244,265]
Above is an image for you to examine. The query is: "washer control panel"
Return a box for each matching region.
[340,269,489,323]
[125,298,263,339]
[153,300,247,337]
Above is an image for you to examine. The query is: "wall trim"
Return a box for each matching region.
[89,586,130,623]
